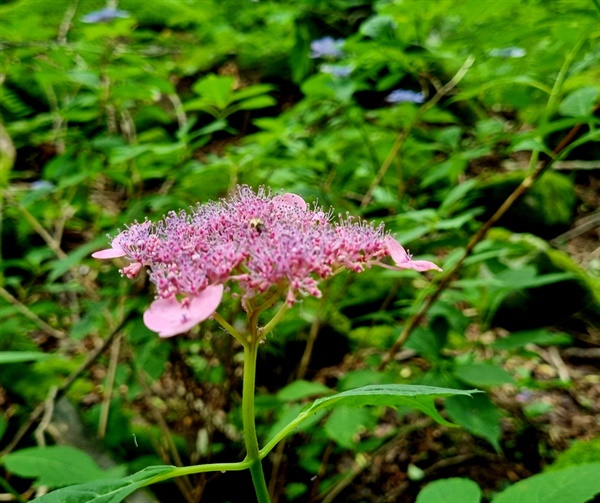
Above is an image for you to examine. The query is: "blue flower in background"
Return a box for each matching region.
[489,47,526,58]
[30,180,55,191]
[320,64,353,77]
[82,7,130,24]
[385,89,424,104]
[310,37,345,59]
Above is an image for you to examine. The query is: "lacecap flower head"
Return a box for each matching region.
[93,186,441,337]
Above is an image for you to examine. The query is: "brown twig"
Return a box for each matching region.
[378,104,598,371]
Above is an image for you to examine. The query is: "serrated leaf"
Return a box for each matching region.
[492,463,600,503]
[417,477,482,503]
[308,385,477,426]
[261,385,479,456]
[33,465,177,503]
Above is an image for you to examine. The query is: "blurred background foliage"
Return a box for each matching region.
[0,0,599,501]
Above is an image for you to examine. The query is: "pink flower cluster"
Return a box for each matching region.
[93,186,441,337]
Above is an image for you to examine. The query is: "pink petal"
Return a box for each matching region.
[400,259,442,272]
[385,236,442,272]
[92,247,127,259]
[143,284,224,337]
[274,193,307,211]
[385,235,410,264]
[92,232,127,259]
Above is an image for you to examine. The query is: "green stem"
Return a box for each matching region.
[260,302,289,336]
[213,311,247,347]
[242,335,271,502]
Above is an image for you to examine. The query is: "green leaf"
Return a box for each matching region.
[260,385,479,456]
[324,406,372,449]
[308,385,476,426]
[3,446,122,488]
[191,74,235,109]
[445,394,501,451]
[492,463,600,503]
[405,327,446,362]
[32,465,177,503]
[491,329,572,350]
[558,87,600,117]
[0,351,51,364]
[417,478,482,503]
[453,363,516,387]
[230,83,275,102]
[235,95,277,111]
[276,380,333,401]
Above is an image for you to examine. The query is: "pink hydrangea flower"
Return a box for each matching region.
[93,186,441,337]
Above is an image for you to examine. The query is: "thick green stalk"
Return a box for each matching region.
[242,336,271,503]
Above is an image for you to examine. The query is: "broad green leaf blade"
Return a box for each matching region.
[33,465,177,503]
[308,385,477,427]
[324,406,372,449]
[3,446,122,488]
[558,87,600,117]
[417,478,482,503]
[492,463,600,503]
[0,351,51,364]
[454,363,516,387]
[491,329,572,350]
[260,385,479,457]
[235,95,277,111]
[445,394,501,452]
[191,74,235,109]
[276,380,332,401]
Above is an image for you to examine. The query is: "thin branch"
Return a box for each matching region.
[98,333,122,439]
[0,286,66,339]
[3,190,67,260]
[34,386,58,447]
[57,0,79,45]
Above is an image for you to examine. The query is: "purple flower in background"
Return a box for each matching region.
[489,47,526,58]
[93,186,441,337]
[310,36,345,59]
[320,64,353,77]
[385,89,425,104]
[82,7,130,24]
